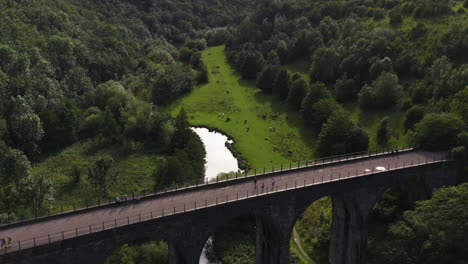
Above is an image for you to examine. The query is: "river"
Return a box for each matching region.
[191,127,240,264]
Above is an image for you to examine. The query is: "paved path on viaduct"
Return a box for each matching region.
[0,149,453,264]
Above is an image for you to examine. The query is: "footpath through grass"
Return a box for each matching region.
[166,45,316,169]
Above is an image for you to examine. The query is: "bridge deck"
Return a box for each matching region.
[0,150,448,253]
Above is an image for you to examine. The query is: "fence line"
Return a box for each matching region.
[1,146,416,227]
[0,152,450,255]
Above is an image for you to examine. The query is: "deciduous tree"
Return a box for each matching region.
[88,156,118,194]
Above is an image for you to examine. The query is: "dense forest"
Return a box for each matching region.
[0,0,467,263]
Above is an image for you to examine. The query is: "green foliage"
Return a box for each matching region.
[256,66,278,92]
[87,155,118,194]
[450,146,467,162]
[373,8,386,20]
[105,241,168,264]
[0,71,9,113]
[308,98,343,129]
[85,81,165,146]
[8,96,45,156]
[334,73,358,102]
[295,197,332,263]
[404,105,425,131]
[346,126,370,153]
[25,174,55,215]
[372,187,401,223]
[151,64,195,105]
[310,47,339,83]
[154,115,205,186]
[414,113,464,150]
[272,68,291,100]
[414,0,452,18]
[318,16,340,43]
[426,56,467,99]
[240,52,263,79]
[359,73,402,109]
[0,118,7,141]
[101,110,121,143]
[301,82,332,126]
[39,99,83,152]
[318,111,369,156]
[450,86,468,125]
[377,117,391,146]
[0,146,55,215]
[171,109,191,150]
[0,146,31,186]
[410,23,427,40]
[291,28,324,59]
[389,10,402,24]
[369,183,468,264]
[369,57,393,82]
[287,77,309,110]
[213,217,256,264]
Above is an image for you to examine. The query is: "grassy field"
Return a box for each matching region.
[31,139,162,213]
[166,45,317,169]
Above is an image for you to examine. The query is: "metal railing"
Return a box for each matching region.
[1,146,415,227]
[0,151,449,255]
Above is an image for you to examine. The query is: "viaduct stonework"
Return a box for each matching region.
[0,150,458,264]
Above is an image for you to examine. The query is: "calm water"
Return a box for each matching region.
[191,127,239,264]
[191,127,239,181]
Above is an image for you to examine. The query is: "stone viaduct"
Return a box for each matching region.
[0,149,458,264]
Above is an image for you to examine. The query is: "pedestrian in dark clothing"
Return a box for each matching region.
[261,182,265,192]
[254,177,257,188]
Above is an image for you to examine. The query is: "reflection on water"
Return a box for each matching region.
[191,127,239,181]
[191,127,239,264]
[199,237,218,264]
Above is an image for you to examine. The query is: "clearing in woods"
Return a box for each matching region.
[167,45,316,169]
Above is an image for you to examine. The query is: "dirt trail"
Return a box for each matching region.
[293,227,315,264]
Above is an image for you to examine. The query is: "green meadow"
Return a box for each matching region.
[167,45,317,169]
[31,139,162,213]
[167,45,407,171]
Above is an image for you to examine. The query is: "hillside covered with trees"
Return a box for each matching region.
[0,0,467,263]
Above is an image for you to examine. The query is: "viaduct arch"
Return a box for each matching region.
[0,150,458,264]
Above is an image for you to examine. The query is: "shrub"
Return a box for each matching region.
[377,117,391,146]
[414,113,464,150]
[318,111,368,156]
[272,68,291,100]
[389,10,403,24]
[302,82,332,125]
[287,78,309,110]
[256,66,279,92]
[414,1,452,18]
[359,73,402,109]
[410,23,427,40]
[404,105,425,131]
[335,74,358,102]
[373,9,386,20]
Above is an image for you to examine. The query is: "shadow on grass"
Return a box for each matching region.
[251,88,319,159]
